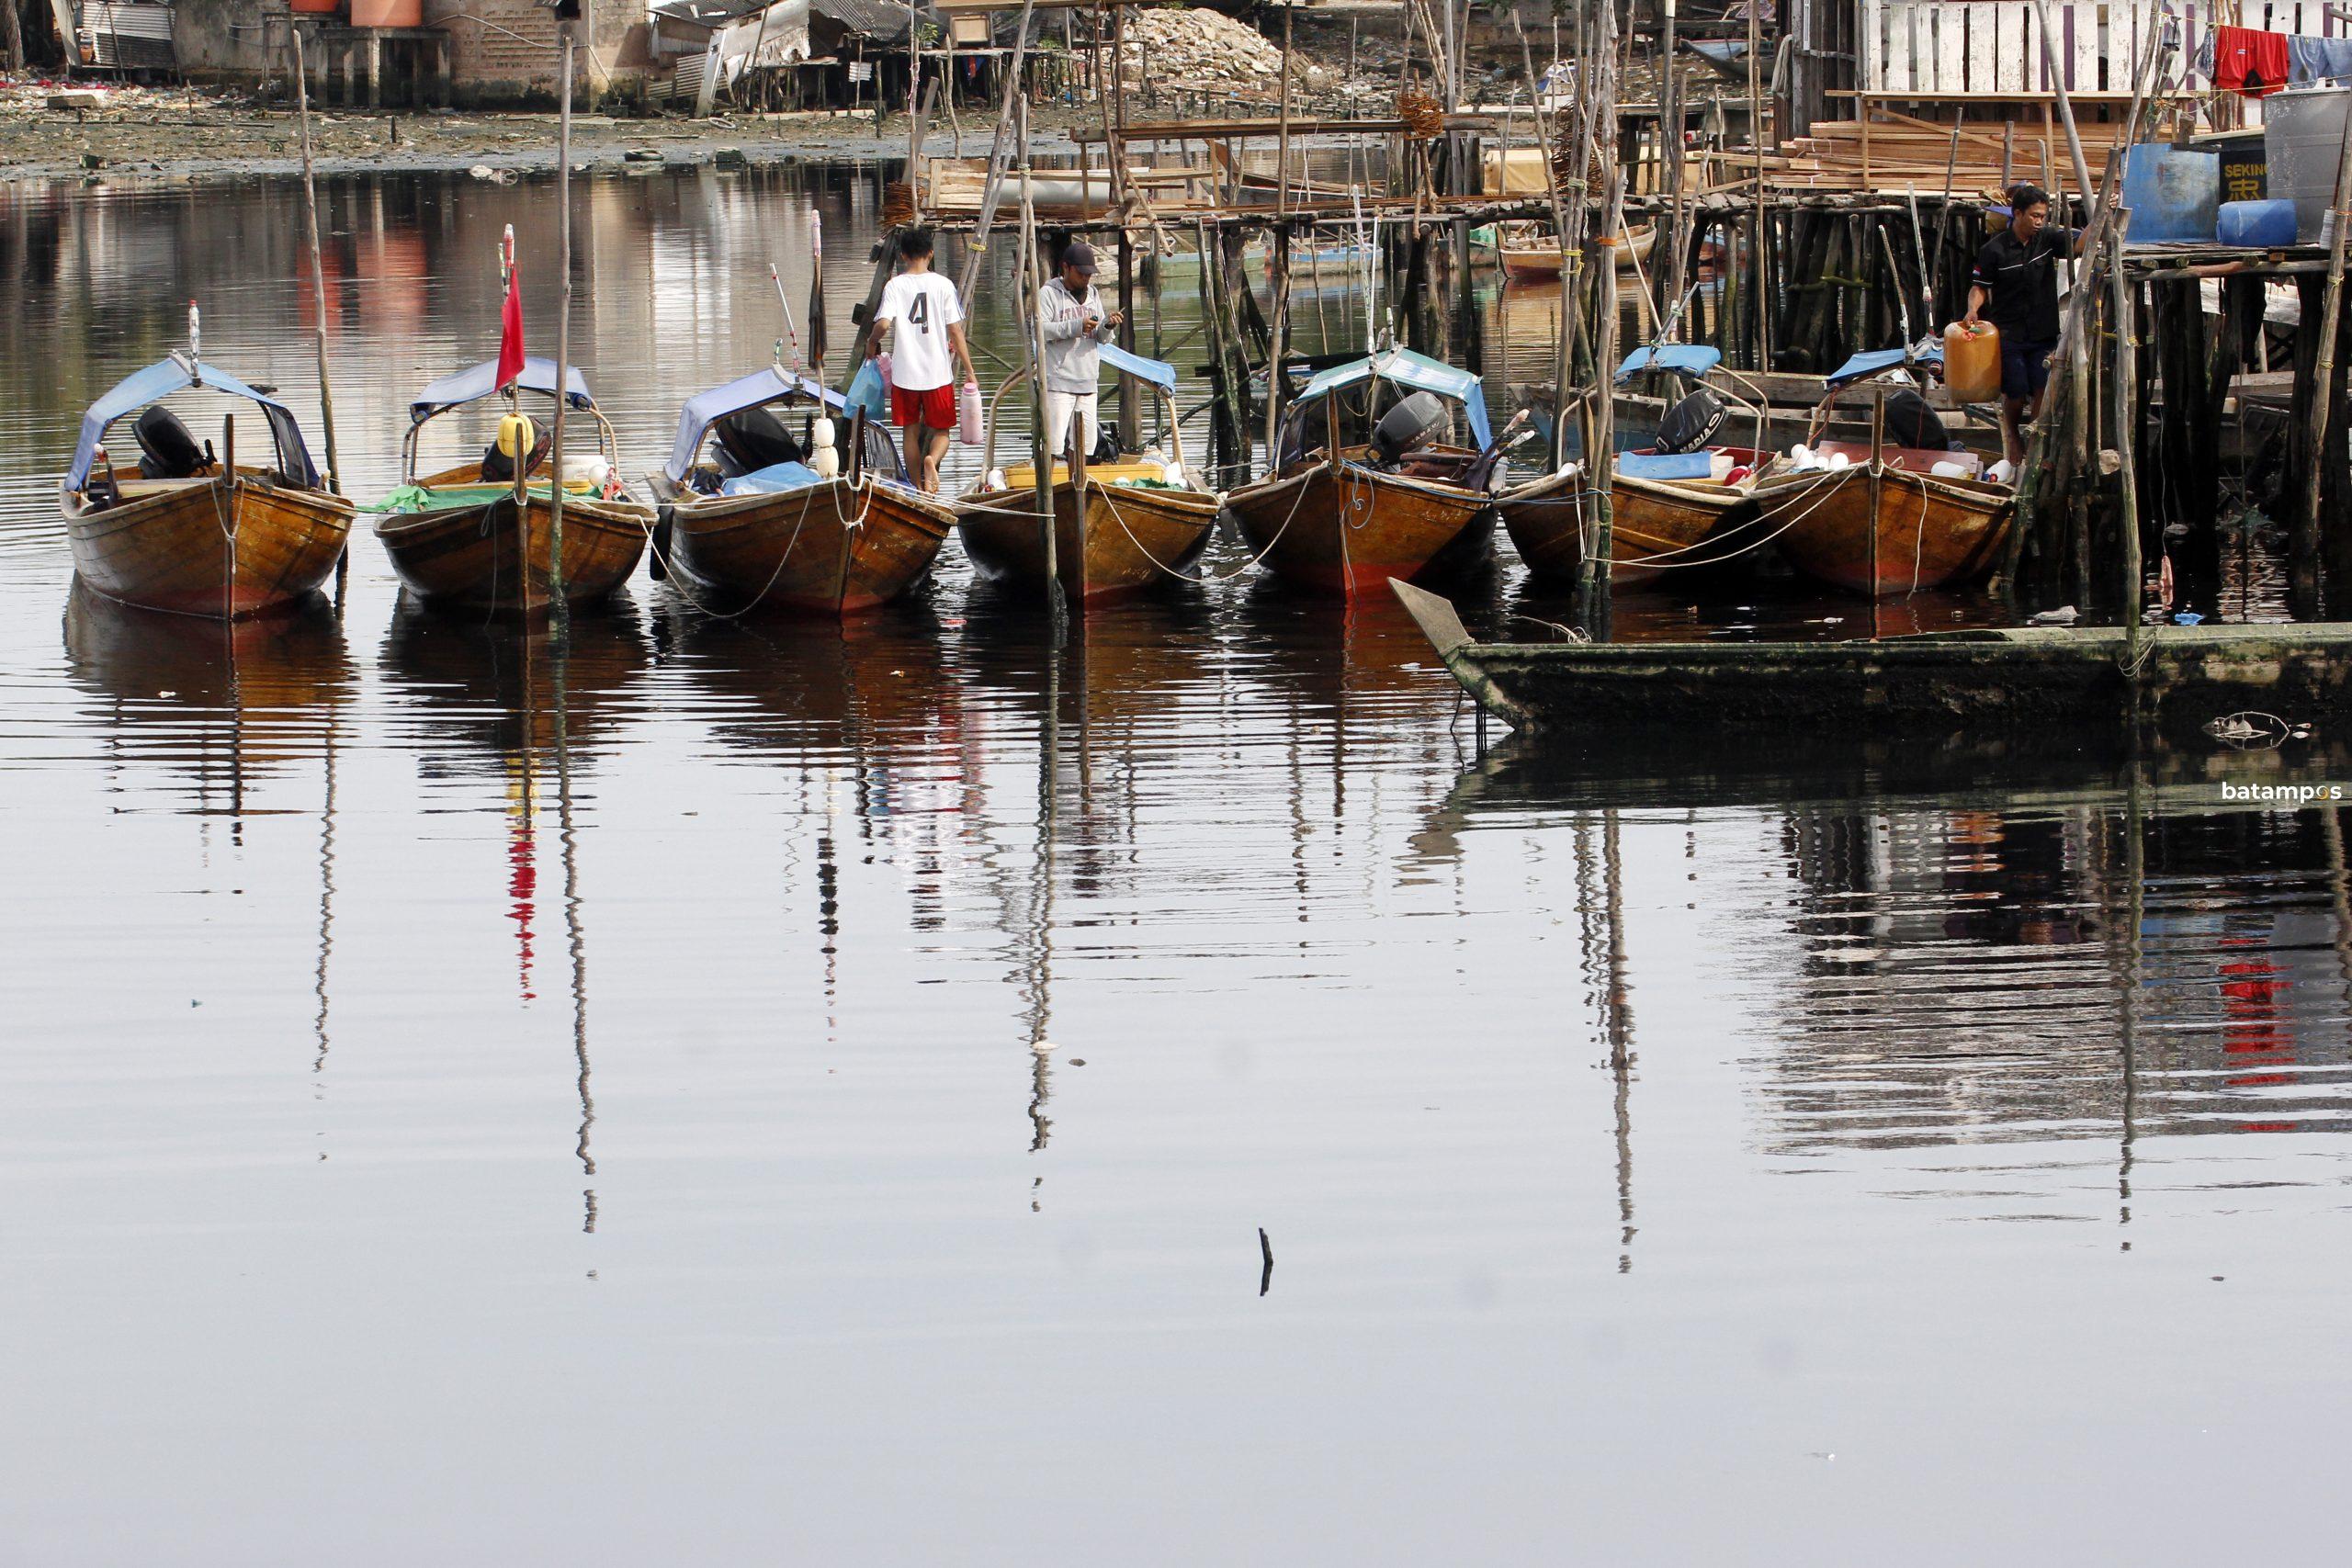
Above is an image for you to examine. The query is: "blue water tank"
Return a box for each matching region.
[2120,144,2220,243]
[2218,197,2299,248]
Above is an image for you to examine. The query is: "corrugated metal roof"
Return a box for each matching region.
[811,0,923,43]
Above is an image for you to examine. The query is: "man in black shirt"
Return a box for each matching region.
[1963,183,2078,465]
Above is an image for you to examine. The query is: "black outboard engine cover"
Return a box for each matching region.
[1653,388,1727,454]
[1371,390,1447,467]
[133,405,206,479]
[1091,420,1123,465]
[1883,389,1954,451]
[713,406,803,475]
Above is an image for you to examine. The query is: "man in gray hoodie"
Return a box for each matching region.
[1039,241,1124,463]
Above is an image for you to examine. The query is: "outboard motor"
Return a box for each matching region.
[713,407,803,475]
[1883,389,1954,451]
[1652,388,1727,454]
[1370,390,1448,468]
[132,406,208,479]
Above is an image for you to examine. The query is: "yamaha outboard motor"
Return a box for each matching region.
[1370,390,1447,468]
[133,405,207,479]
[1652,388,1727,454]
[1883,389,1953,451]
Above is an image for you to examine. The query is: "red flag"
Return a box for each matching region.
[496,225,525,391]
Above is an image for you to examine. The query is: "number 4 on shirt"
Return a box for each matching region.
[909,293,930,332]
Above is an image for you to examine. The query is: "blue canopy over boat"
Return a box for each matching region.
[1100,344,1177,391]
[1294,348,1493,448]
[665,365,845,482]
[409,356,594,427]
[1616,344,1722,382]
[1826,343,1945,389]
[66,355,319,491]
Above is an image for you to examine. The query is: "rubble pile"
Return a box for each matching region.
[1118,8,1327,97]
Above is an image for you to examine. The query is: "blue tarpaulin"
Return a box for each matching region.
[67,355,319,491]
[409,356,595,426]
[1295,348,1493,448]
[719,460,826,497]
[1616,344,1723,382]
[1616,451,1716,479]
[667,366,846,482]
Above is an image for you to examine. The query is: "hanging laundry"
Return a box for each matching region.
[2288,34,2352,85]
[2209,26,2292,96]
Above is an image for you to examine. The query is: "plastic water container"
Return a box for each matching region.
[957,380,983,446]
[1943,320,2003,402]
[2219,197,2299,248]
[2265,87,2352,243]
[560,453,609,491]
[2120,144,2220,243]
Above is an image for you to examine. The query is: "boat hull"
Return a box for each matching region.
[1758,463,2012,598]
[1227,460,1493,597]
[62,474,354,620]
[956,478,1217,605]
[665,478,954,617]
[1392,579,2352,742]
[1499,454,1768,586]
[375,491,651,616]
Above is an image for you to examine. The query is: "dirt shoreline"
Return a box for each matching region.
[0,97,1149,182]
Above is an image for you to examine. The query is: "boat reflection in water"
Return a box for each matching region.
[61,576,355,806]
[1416,726,2352,1232]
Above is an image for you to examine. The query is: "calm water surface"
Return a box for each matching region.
[2,169,2349,1563]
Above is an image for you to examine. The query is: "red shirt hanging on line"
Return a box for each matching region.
[2212,26,2291,96]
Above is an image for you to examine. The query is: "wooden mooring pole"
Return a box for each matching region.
[2293,96,2352,618]
[289,25,345,594]
[548,23,576,642]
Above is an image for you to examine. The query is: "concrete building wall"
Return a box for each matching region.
[425,0,650,107]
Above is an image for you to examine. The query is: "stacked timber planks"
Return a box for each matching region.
[1762,108,2146,197]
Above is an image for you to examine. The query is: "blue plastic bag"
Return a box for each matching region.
[846,357,889,423]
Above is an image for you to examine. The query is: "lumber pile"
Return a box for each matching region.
[1762,109,2141,197]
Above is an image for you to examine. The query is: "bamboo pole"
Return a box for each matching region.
[548,25,575,641]
[1277,0,1295,213]
[954,0,1042,308]
[1017,113,1064,634]
[2110,213,2141,640]
[1265,220,1292,464]
[2293,98,2352,617]
[289,28,340,502]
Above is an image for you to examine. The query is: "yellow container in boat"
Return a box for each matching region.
[496,412,537,458]
[1943,320,2002,402]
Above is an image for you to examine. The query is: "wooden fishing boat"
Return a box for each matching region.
[1499,447,1775,586]
[652,364,954,616]
[61,350,351,619]
[1497,223,1657,281]
[372,356,651,618]
[1754,442,2013,597]
[956,347,1219,606]
[959,462,1219,604]
[1227,346,1509,597]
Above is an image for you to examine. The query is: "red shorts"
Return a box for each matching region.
[890,382,957,429]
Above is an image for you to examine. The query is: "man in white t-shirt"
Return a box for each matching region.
[868,228,976,493]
